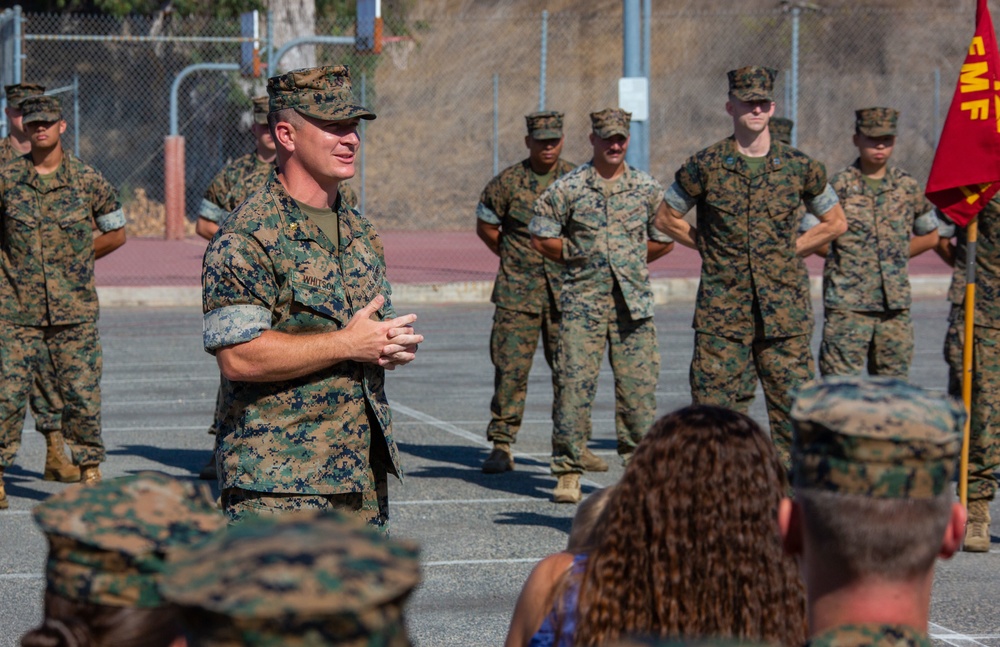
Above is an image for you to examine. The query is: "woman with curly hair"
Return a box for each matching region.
[556,405,808,647]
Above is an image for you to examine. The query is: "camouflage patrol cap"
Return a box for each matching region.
[727,66,777,102]
[526,111,564,140]
[252,95,269,125]
[855,107,899,137]
[20,95,62,124]
[769,116,794,144]
[161,510,421,646]
[590,108,631,139]
[4,83,45,108]
[791,376,965,499]
[267,65,375,122]
[32,471,227,608]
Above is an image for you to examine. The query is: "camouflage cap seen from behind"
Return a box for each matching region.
[4,83,45,108]
[791,376,964,499]
[769,116,794,144]
[855,106,899,137]
[525,110,564,140]
[20,95,62,124]
[267,65,375,122]
[252,95,269,125]
[727,66,777,102]
[32,471,227,608]
[161,510,421,647]
[590,108,631,139]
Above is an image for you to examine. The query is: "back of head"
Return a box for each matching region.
[574,405,806,647]
[23,472,226,647]
[790,376,964,581]
[161,509,421,646]
[566,486,616,553]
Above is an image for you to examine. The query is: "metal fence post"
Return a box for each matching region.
[493,73,499,177]
[360,71,366,215]
[539,10,548,111]
[790,5,800,147]
[14,5,22,85]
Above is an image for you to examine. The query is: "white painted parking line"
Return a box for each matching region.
[103,376,218,384]
[930,622,996,646]
[0,574,43,581]
[101,398,215,407]
[395,497,548,506]
[393,403,602,487]
[424,558,542,567]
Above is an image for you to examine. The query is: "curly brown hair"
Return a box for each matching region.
[571,405,807,647]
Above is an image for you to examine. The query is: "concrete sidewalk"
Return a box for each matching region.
[95,232,954,306]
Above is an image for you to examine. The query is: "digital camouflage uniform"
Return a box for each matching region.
[0,83,64,438]
[162,510,420,647]
[663,67,840,466]
[0,96,125,472]
[530,109,671,476]
[820,108,937,379]
[31,471,226,609]
[477,111,576,447]
[769,117,794,145]
[202,65,398,529]
[939,199,1000,505]
[791,376,964,646]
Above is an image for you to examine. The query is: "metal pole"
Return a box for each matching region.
[641,0,651,170]
[267,10,274,77]
[623,0,646,170]
[169,63,240,136]
[539,10,548,111]
[360,71,366,215]
[272,36,354,73]
[790,6,800,148]
[493,73,499,176]
[14,5,22,84]
[73,73,79,157]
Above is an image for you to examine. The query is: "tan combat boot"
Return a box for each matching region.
[80,465,102,484]
[0,467,7,510]
[482,443,514,473]
[964,499,992,553]
[580,447,609,472]
[43,431,81,483]
[552,473,582,504]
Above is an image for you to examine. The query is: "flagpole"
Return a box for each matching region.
[960,218,978,506]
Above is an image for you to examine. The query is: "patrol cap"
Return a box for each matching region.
[161,510,421,646]
[590,108,631,139]
[526,111,564,140]
[4,83,45,108]
[267,65,375,122]
[20,95,62,124]
[727,66,777,102]
[769,116,794,144]
[791,376,964,499]
[252,95,269,125]
[855,106,899,137]
[31,471,227,608]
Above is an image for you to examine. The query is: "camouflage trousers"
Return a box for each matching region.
[819,308,913,378]
[487,303,573,444]
[690,331,814,468]
[0,322,104,468]
[222,460,390,532]
[29,344,64,432]
[551,299,659,476]
[207,375,224,436]
[944,308,1000,502]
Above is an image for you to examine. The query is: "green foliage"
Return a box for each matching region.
[18,0,264,17]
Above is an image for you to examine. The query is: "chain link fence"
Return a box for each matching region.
[0,3,985,276]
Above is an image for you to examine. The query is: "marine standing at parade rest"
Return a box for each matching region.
[781,376,967,647]
[476,111,606,474]
[530,108,673,503]
[1,83,79,484]
[813,108,938,378]
[201,65,422,529]
[655,66,847,467]
[933,196,1000,552]
[0,95,127,507]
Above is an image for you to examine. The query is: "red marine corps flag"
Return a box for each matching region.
[926,0,1000,225]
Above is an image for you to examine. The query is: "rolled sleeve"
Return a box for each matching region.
[935,210,957,239]
[914,209,939,236]
[529,190,564,239]
[95,208,126,232]
[805,184,839,217]
[200,199,228,223]
[799,212,820,233]
[475,202,501,225]
[664,181,696,214]
[203,304,272,351]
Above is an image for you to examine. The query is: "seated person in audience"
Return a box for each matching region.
[20,472,226,647]
[505,486,616,647]
[781,376,967,647]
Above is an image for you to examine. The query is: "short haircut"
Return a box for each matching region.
[797,488,953,581]
[267,107,303,142]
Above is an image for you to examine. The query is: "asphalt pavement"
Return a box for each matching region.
[0,298,997,646]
